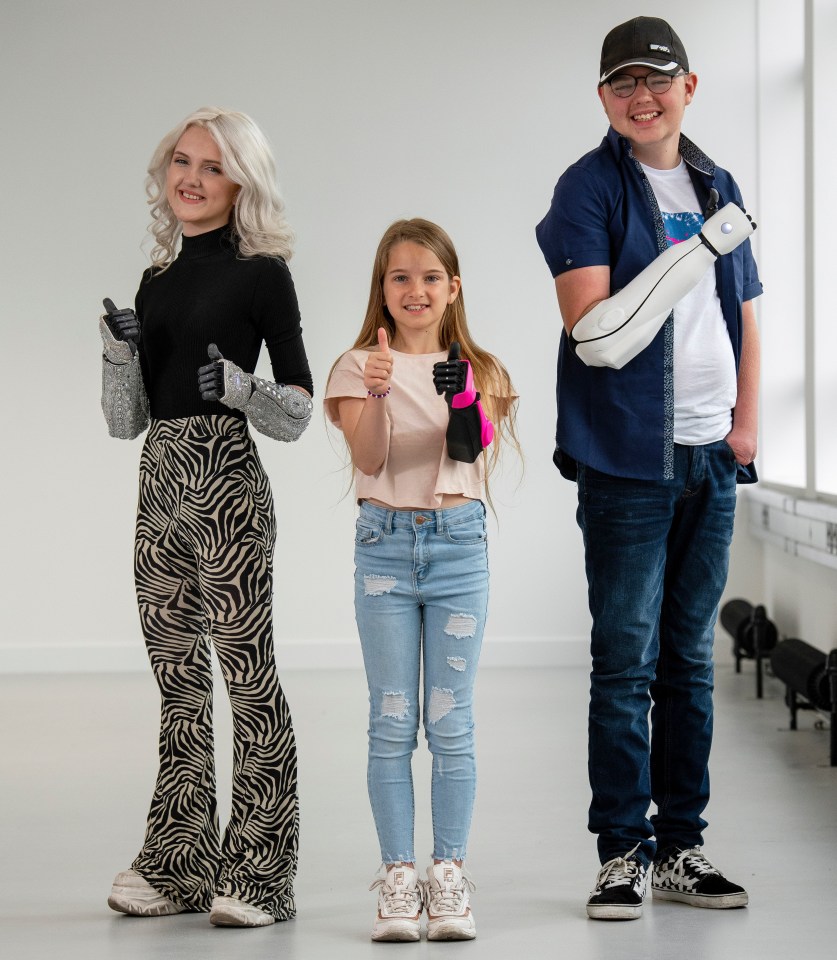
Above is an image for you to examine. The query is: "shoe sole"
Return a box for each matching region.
[371,921,421,942]
[651,887,748,909]
[586,903,643,920]
[427,922,476,941]
[209,901,275,927]
[107,893,184,917]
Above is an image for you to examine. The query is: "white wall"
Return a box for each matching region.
[1,0,761,672]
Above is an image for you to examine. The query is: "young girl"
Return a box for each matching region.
[325,219,518,941]
[100,108,313,927]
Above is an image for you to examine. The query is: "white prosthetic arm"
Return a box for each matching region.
[569,202,756,369]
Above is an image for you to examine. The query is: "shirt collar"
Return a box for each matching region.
[605,125,715,177]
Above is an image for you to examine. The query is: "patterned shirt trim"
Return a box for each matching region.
[679,135,716,178]
[629,149,676,481]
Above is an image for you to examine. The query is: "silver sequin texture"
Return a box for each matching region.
[99,315,134,364]
[221,360,255,409]
[101,355,149,439]
[218,359,313,443]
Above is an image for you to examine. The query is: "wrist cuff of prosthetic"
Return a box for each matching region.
[99,315,134,364]
[446,359,494,462]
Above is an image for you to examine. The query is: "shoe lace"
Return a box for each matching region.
[423,865,476,915]
[369,864,420,915]
[670,847,720,881]
[594,843,643,890]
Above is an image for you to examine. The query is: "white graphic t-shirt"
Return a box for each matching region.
[641,160,737,445]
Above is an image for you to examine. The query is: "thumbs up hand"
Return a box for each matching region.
[100,297,141,363]
[198,343,229,401]
[363,326,393,396]
[432,341,469,400]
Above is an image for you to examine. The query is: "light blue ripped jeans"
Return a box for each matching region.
[354,499,489,864]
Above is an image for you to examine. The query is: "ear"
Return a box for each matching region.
[448,275,462,304]
[683,72,698,105]
[597,84,607,110]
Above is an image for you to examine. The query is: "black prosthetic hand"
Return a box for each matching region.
[433,341,468,396]
[102,297,140,356]
[198,343,255,409]
[197,343,227,401]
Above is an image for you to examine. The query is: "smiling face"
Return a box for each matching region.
[165,125,239,235]
[382,241,461,352]
[598,66,697,168]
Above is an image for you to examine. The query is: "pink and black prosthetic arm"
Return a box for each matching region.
[433,342,495,463]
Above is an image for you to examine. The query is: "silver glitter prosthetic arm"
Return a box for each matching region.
[197,343,313,442]
[570,202,756,369]
[99,298,149,440]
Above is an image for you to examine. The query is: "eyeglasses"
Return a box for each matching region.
[604,71,685,98]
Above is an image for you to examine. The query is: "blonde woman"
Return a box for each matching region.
[325,219,518,942]
[101,108,312,927]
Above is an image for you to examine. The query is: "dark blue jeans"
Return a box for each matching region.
[576,440,738,868]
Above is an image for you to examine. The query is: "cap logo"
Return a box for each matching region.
[649,44,671,53]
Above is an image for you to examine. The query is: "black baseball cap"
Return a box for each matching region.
[599,16,689,84]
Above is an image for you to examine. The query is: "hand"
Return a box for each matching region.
[197,343,226,401]
[103,297,140,355]
[724,424,757,465]
[740,208,757,232]
[704,188,720,217]
[433,341,468,398]
[364,327,393,395]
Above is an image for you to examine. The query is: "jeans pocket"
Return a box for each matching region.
[355,519,384,545]
[720,439,737,461]
[444,516,487,544]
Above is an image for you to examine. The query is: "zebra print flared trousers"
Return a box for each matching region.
[131,415,298,920]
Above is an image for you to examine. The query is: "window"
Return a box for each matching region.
[756,0,837,500]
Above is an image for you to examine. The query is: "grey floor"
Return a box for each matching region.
[1,656,835,960]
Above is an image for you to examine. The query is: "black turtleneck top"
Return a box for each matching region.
[135,225,314,421]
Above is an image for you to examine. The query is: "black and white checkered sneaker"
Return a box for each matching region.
[586,847,647,920]
[652,847,748,909]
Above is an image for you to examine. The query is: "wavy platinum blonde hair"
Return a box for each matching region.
[145,107,294,269]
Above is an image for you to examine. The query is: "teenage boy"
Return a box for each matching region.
[536,16,761,920]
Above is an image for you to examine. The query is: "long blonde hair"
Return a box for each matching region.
[144,107,294,270]
[330,218,520,476]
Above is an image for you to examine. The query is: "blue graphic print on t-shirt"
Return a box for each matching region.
[663,211,703,247]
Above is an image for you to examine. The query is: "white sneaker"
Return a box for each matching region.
[369,863,422,941]
[107,869,184,917]
[209,895,275,927]
[424,860,476,941]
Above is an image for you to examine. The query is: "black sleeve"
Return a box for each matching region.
[134,271,150,392]
[252,258,314,397]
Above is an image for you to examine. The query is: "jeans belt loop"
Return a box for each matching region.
[384,510,394,535]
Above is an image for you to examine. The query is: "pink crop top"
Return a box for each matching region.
[324,348,486,508]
